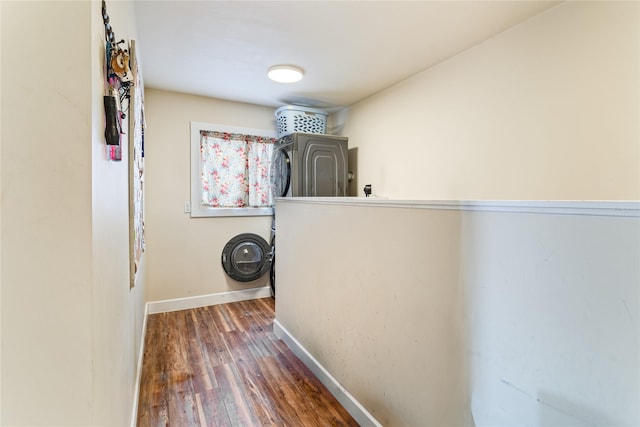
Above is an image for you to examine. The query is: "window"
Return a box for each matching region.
[190,122,277,217]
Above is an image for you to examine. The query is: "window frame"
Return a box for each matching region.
[190,121,276,218]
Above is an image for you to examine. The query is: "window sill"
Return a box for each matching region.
[190,206,274,218]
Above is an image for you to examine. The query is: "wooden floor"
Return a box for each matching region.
[137,297,359,426]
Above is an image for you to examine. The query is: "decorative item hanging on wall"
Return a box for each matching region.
[100,2,146,289]
[128,39,146,289]
[102,0,132,161]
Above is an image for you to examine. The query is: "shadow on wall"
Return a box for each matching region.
[463,207,639,426]
[348,147,358,197]
[536,391,618,426]
[223,274,270,291]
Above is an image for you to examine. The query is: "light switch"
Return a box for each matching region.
[184,201,191,213]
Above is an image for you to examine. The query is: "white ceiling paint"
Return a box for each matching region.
[133,1,559,109]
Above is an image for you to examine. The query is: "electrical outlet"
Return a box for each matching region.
[184,201,191,213]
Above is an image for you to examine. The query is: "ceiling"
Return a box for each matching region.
[133,1,559,110]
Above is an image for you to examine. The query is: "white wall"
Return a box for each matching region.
[338,1,639,200]
[274,199,639,426]
[143,89,275,301]
[462,207,640,426]
[1,1,145,425]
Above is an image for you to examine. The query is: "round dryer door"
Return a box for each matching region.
[221,233,271,282]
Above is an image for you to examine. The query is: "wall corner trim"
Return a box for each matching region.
[278,198,640,217]
[273,319,383,427]
[146,286,273,314]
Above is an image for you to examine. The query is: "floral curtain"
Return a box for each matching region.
[200,131,275,208]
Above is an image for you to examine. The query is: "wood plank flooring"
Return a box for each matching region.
[136,297,359,426]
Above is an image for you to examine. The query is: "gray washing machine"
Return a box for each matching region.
[271,133,349,198]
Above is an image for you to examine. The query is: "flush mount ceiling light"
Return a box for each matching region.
[267,65,304,83]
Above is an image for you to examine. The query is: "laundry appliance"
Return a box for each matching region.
[271,132,349,198]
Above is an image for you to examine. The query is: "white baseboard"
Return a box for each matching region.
[130,301,149,427]
[273,319,382,427]
[147,286,273,314]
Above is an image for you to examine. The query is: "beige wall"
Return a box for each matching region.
[275,200,471,426]
[144,89,275,301]
[0,1,3,413]
[1,2,93,423]
[338,1,639,200]
[1,1,145,425]
[90,1,147,425]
